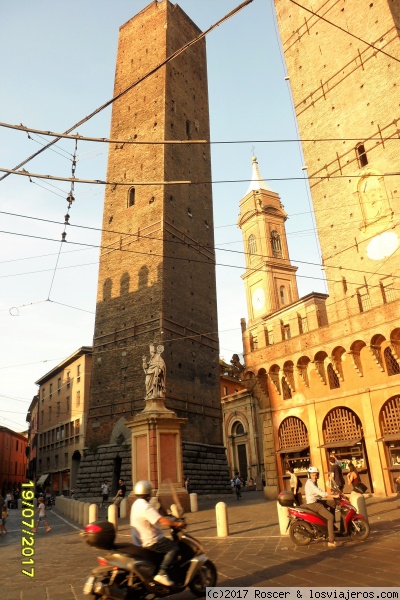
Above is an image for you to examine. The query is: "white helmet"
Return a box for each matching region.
[307,466,319,477]
[133,480,152,497]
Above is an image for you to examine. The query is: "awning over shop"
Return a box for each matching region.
[319,438,362,449]
[37,474,49,485]
[376,433,400,442]
[277,445,309,454]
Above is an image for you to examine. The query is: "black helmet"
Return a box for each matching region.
[133,480,152,498]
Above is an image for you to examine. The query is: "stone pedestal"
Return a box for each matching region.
[126,397,190,513]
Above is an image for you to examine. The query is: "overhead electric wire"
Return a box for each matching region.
[1,224,399,296]
[2,163,400,186]
[1,209,398,280]
[0,0,253,184]
[3,119,400,146]
[289,0,400,65]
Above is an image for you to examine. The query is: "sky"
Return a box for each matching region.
[0,0,325,432]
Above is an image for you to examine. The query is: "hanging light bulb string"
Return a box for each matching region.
[47,138,78,301]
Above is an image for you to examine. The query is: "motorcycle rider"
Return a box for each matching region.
[130,480,183,587]
[305,466,340,548]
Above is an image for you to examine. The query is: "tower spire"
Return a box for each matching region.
[246,155,274,195]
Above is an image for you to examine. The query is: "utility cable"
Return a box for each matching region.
[2,120,400,146]
[288,0,400,65]
[47,139,78,299]
[1,227,399,295]
[0,0,253,183]
[2,163,400,185]
[1,209,398,280]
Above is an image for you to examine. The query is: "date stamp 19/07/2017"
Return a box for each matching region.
[20,480,36,578]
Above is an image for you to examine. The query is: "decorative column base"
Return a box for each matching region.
[126,397,189,513]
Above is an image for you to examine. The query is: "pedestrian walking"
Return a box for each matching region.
[234,474,242,499]
[329,455,345,492]
[287,466,302,505]
[101,480,109,507]
[33,497,51,533]
[1,504,8,534]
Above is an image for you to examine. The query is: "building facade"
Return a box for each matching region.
[0,426,28,496]
[26,395,39,486]
[35,347,92,495]
[239,0,400,497]
[77,0,229,498]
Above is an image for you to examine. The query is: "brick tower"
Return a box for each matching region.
[274,0,400,322]
[77,0,228,497]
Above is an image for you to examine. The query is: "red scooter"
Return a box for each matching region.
[278,484,370,546]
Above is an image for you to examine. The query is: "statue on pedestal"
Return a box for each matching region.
[143,344,166,399]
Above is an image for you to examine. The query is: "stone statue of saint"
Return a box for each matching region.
[143,344,166,399]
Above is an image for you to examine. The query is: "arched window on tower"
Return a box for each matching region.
[280,286,287,306]
[127,187,135,207]
[327,363,340,389]
[271,230,282,258]
[248,234,257,259]
[355,143,368,168]
[384,347,400,376]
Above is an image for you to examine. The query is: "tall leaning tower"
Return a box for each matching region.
[77,0,228,497]
[274,0,400,322]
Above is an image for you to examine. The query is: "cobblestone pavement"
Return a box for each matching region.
[1,492,399,600]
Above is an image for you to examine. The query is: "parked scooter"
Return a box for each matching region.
[81,495,217,599]
[278,483,370,546]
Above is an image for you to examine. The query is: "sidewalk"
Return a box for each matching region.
[1,491,399,599]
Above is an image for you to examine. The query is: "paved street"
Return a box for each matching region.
[1,491,400,599]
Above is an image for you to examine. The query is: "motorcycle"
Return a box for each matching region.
[278,483,370,547]
[81,491,217,599]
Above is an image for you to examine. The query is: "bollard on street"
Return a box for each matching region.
[89,503,98,524]
[120,497,127,518]
[277,502,290,535]
[189,493,198,513]
[216,501,229,537]
[350,491,368,522]
[83,502,90,527]
[108,503,118,532]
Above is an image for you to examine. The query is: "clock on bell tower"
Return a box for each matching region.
[239,156,299,325]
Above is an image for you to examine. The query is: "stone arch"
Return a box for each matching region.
[269,364,281,394]
[297,356,311,387]
[322,406,363,444]
[257,368,268,397]
[228,415,250,479]
[314,350,328,384]
[379,396,400,436]
[349,339,366,376]
[390,327,400,357]
[243,370,255,381]
[109,417,131,446]
[278,416,309,445]
[283,360,295,391]
[331,346,346,380]
[384,347,400,376]
[370,333,386,370]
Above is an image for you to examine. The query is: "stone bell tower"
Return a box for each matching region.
[76,0,229,498]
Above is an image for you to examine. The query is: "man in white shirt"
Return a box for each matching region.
[305,466,339,547]
[130,480,183,587]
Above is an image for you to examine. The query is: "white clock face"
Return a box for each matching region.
[252,288,265,310]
